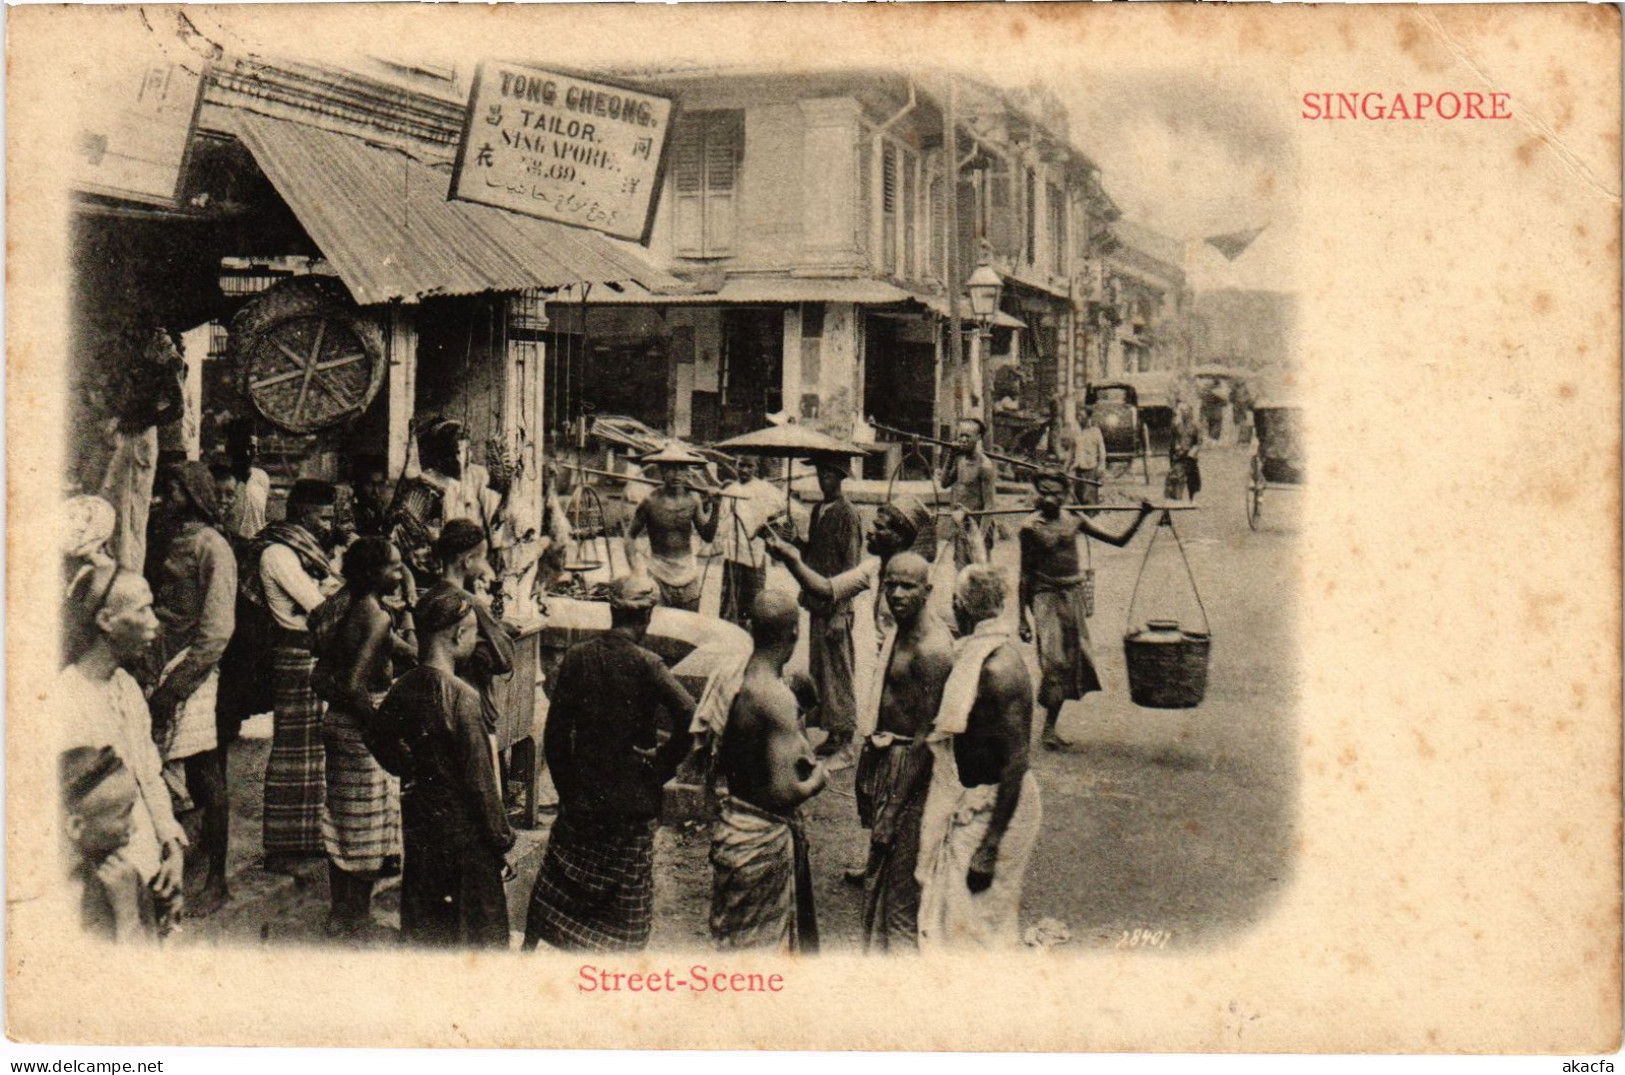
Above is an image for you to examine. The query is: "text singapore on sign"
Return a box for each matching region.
[450,62,675,243]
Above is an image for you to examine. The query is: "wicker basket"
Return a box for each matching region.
[1123,622,1211,709]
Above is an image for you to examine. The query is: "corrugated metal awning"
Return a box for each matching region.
[580,277,1026,329]
[585,276,918,306]
[229,112,683,305]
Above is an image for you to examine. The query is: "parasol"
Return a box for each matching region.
[640,444,711,467]
[712,423,872,541]
[712,423,871,458]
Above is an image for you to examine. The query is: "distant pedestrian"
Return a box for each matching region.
[716,456,786,625]
[797,458,864,759]
[1167,405,1202,502]
[222,418,271,544]
[940,417,997,569]
[1064,406,1107,508]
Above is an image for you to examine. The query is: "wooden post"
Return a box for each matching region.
[386,303,417,480]
[944,76,963,434]
[179,324,208,461]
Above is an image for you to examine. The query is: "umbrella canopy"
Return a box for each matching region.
[712,423,871,458]
[640,444,710,466]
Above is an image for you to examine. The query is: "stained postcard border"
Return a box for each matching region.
[5,2,1621,1053]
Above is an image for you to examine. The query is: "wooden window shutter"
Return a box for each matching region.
[672,117,705,256]
[881,142,898,275]
[671,112,741,257]
[1048,182,1066,276]
[987,159,1016,258]
[929,173,946,285]
[957,176,978,277]
[855,131,873,253]
[1024,167,1038,265]
[903,150,918,280]
[703,112,741,255]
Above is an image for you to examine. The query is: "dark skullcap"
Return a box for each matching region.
[887,495,931,541]
[1033,470,1070,491]
[288,479,337,509]
[60,745,127,809]
[415,586,473,635]
[435,518,486,563]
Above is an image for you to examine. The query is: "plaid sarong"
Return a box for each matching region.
[709,796,818,953]
[321,706,401,874]
[524,812,656,952]
[263,641,326,856]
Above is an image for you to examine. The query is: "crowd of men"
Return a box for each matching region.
[53,410,1152,954]
[55,417,534,946]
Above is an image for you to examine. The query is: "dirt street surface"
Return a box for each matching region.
[183,443,1297,953]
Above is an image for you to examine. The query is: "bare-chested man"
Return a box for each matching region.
[940,416,998,570]
[627,452,719,612]
[916,565,1043,950]
[709,591,826,951]
[1019,473,1153,749]
[855,553,953,950]
[767,498,949,941]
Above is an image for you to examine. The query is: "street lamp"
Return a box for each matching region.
[966,256,1004,325]
[965,252,1004,435]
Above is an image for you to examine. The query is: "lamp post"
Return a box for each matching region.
[965,251,1004,441]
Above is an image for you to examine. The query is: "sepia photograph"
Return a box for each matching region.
[5,1,1619,1056]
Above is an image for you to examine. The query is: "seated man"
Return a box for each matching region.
[916,565,1043,950]
[710,591,827,952]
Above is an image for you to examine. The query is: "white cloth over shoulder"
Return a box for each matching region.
[261,543,327,632]
[915,622,1042,951]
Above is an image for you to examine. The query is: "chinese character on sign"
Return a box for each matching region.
[632,136,653,160]
[475,143,495,167]
[485,104,503,127]
[620,177,640,195]
[138,65,171,104]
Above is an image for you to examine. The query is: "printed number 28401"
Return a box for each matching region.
[1118,929,1171,949]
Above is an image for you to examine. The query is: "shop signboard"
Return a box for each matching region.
[450,61,675,243]
[73,11,207,207]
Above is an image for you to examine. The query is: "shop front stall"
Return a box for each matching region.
[70,93,682,822]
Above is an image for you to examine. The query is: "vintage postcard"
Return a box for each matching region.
[5,1,1620,1054]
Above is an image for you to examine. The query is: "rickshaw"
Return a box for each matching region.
[1246,389,1304,530]
[1085,380,1154,484]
